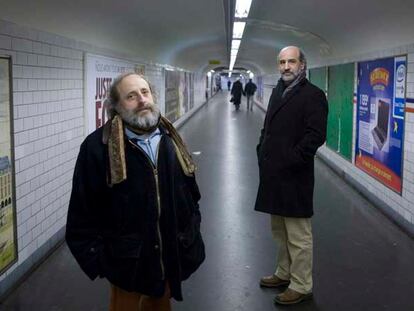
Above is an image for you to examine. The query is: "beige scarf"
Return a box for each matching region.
[102,115,196,185]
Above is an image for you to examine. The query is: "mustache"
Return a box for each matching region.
[135,103,156,113]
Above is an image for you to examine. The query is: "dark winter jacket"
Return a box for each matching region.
[244,81,257,96]
[65,125,205,301]
[255,79,328,217]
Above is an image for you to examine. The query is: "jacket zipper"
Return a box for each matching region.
[153,167,165,278]
[128,139,165,279]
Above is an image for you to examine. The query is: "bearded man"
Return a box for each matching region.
[66,73,205,311]
[255,46,328,305]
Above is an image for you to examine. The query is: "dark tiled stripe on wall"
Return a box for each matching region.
[406,97,414,103]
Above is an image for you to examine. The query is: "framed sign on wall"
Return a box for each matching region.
[355,56,406,193]
[0,56,18,275]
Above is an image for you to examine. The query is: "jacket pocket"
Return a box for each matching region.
[177,214,205,280]
[108,236,142,258]
[105,236,143,291]
[177,184,195,223]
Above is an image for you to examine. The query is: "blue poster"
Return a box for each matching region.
[355,56,406,193]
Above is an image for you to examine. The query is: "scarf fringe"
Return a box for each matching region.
[107,115,127,185]
[160,116,196,177]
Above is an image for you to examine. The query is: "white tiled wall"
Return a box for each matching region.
[1,23,84,280]
[0,19,207,286]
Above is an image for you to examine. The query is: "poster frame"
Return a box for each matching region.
[0,55,18,275]
[355,55,406,194]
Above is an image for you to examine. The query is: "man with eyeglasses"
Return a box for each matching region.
[66,73,205,311]
[255,46,328,305]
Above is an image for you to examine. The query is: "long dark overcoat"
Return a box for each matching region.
[231,80,244,105]
[255,79,328,217]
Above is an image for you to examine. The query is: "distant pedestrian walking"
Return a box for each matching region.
[227,80,231,91]
[244,79,257,111]
[231,79,244,111]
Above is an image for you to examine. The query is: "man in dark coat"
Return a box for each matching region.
[244,79,257,111]
[66,73,205,311]
[231,79,244,110]
[255,46,328,305]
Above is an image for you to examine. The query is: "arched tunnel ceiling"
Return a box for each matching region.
[243,0,414,74]
[0,0,228,73]
[1,0,414,76]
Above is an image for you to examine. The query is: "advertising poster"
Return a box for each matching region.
[165,70,180,122]
[165,70,194,122]
[85,54,137,134]
[256,76,263,104]
[189,73,195,110]
[355,56,406,193]
[179,72,188,114]
[0,57,18,274]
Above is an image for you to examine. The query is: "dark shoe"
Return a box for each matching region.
[274,288,312,305]
[259,275,290,288]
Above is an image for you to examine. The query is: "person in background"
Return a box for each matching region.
[255,46,328,305]
[227,79,231,91]
[66,73,205,311]
[244,79,257,111]
[231,78,244,111]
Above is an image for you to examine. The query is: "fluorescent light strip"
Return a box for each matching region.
[229,0,252,72]
[231,39,241,49]
[232,22,246,39]
[235,0,252,18]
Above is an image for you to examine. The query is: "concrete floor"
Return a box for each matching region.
[1,91,414,311]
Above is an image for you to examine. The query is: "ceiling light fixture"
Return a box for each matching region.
[235,0,252,18]
[229,0,252,72]
[232,22,246,39]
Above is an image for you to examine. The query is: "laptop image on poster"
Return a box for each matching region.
[371,99,390,151]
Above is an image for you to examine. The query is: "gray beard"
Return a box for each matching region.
[116,105,161,130]
[281,72,298,85]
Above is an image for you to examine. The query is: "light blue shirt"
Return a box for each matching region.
[125,127,162,165]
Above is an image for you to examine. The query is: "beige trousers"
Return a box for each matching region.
[271,215,313,294]
[109,283,171,311]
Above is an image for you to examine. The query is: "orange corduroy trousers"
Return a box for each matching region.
[109,283,171,311]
